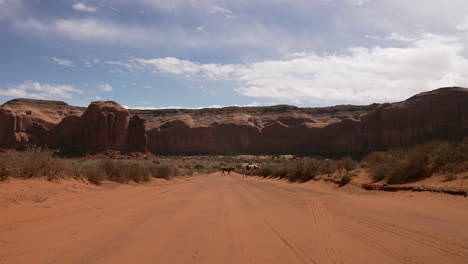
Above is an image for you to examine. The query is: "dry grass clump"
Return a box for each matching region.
[3,150,66,181]
[149,164,180,180]
[0,150,193,185]
[0,158,8,181]
[365,139,468,184]
[252,158,344,183]
[97,160,149,183]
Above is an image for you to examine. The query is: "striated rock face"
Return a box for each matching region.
[358,87,468,151]
[0,99,84,149]
[48,101,146,152]
[141,87,468,155]
[128,115,147,152]
[1,87,468,155]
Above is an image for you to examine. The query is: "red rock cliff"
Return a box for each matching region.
[142,87,468,155]
[48,101,146,152]
[1,87,467,155]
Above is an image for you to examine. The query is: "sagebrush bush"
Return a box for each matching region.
[149,164,175,180]
[253,158,337,183]
[337,157,357,172]
[319,160,338,176]
[83,163,106,185]
[12,151,65,181]
[365,140,468,184]
[194,164,204,170]
[0,158,8,181]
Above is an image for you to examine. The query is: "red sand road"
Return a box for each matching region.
[1,173,468,264]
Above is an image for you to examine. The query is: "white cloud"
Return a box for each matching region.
[98,83,113,92]
[72,3,97,13]
[348,0,371,6]
[385,33,418,42]
[50,57,74,67]
[81,58,100,68]
[196,25,206,31]
[0,81,83,99]
[52,18,144,43]
[81,59,92,68]
[456,16,468,31]
[208,5,237,18]
[123,33,468,105]
[209,5,233,15]
[14,18,154,45]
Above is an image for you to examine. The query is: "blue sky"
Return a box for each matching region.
[1,0,468,108]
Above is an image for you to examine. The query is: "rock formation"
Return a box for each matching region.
[0,99,84,149]
[1,87,468,155]
[48,101,146,152]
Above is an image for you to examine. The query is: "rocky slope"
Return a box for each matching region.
[1,87,467,155]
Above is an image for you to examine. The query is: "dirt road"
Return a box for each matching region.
[1,173,468,264]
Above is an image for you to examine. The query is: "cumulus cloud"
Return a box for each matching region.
[0,81,83,99]
[50,57,74,67]
[72,3,97,12]
[121,33,468,105]
[98,83,113,92]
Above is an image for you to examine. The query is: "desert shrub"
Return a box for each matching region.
[302,159,321,179]
[193,164,205,170]
[65,162,86,179]
[254,159,322,182]
[366,145,432,184]
[430,141,468,173]
[0,158,8,181]
[319,160,338,176]
[337,157,357,172]
[83,163,106,185]
[291,159,322,182]
[150,164,174,180]
[438,162,468,174]
[126,163,150,183]
[272,164,289,179]
[256,165,273,177]
[14,151,65,181]
[98,160,126,182]
[338,172,355,187]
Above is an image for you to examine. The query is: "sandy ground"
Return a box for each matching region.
[1,173,468,264]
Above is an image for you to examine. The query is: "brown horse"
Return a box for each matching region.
[241,164,259,178]
[220,167,235,175]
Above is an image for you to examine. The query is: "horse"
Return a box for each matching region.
[241,164,259,178]
[220,167,235,175]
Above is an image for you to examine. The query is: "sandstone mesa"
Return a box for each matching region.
[0,87,467,155]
